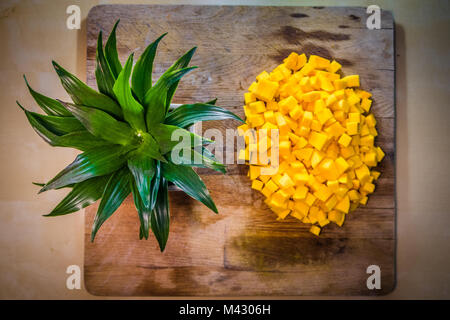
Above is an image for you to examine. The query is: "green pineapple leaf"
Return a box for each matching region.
[163,47,197,111]
[23,76,72,116]
[161,162,218,213]
[131,33,167,103]
[44,175,111,216]
[40,145,130,192]
[131,180,151,240]
[144,67,197,126]
[204,98,218,105]
[130,132,166,162]
[18,101,111,151]
[104,20,122,79]
[49,131,114,151]
[168,148,226,174]
[61,102,138,146]
[164,103,244,128]
[91,167,132,241]
[201,146,219,162]
[17,102,84,134]
[150,161,161,210]
[113,54,147,131]
[95,30,116,99]
[52,61,123,118]
[148,123,212,155]
[151,177,170,251]
[127,154,155,208]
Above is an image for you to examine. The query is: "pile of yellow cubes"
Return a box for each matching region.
[238,53,385,236]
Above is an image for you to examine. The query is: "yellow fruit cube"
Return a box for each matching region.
[355,164,371,185]
[376,146,385,161]
[338,133,352,147]
[362,182,375,193]
[371,170,381,180]
[278,96,298,114]
[256,71,270,82]
[275,112,289,130]
[335,195,350,213]
[244,92,256,104]
[348,112,361,123]
[248,101,266,113]
[293,185,309,200]
[279,173,295,189]
[289,105,303,120]
[309,225,321,236]
[317,108,334,125]
[346,121,359,135]
[305,192,317,206]
[314,184,332,202]
[335,157,350,174]
[309,55,330,69]
[342,75,360,87]
[251,180,263,191]
[309,132,329,151]
[283,52,299,70]
[295,200,310,216]
[333,79,347,90]
[263,110,276,124]
[327,60,342,73]
[360,135,374,147]
[248,114,265,127]
[252,79,279,102]
[359,196,368,205]
[279,140,291,158]
[361,98,372,113]
[293,172,310,184]
[302,91,321,102]
[296,53,307,70]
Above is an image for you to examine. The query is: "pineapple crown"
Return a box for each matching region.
[18,20,243,251]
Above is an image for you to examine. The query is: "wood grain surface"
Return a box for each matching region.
[84,5,395,296]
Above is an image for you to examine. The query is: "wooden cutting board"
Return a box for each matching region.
[84,5,395,296]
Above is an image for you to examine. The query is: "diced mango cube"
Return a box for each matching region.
[252,79,279,102]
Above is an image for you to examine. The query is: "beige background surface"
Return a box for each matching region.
[0,0,448,299]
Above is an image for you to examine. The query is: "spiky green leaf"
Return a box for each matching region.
[104,20,122,79]
[18,102,111,151]
[168,148,226,173]
[52,131,114,151]
[17,102,84,134]
[95,31,116,98]
[131,33,167,103]
[45,175,110,216]
[52,61,122,118]
[40,145,130,192]
[128,154,155,208]
[113,54,147,131]
[148,123,212,155]
[150,161,161,210]
[61,102,138,146]
[205,98,217,105]
[161,162,218,213]
[91,167,132,241]
[144,67,197,126]
[129,132,166,162]
[164,103,243,128]
[131,180,151,240]
[151,177,170,251]
[23,76,72,116]
[164,47,197,110]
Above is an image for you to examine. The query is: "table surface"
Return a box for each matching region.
[0,0,449,299]
[84,4,395,296]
